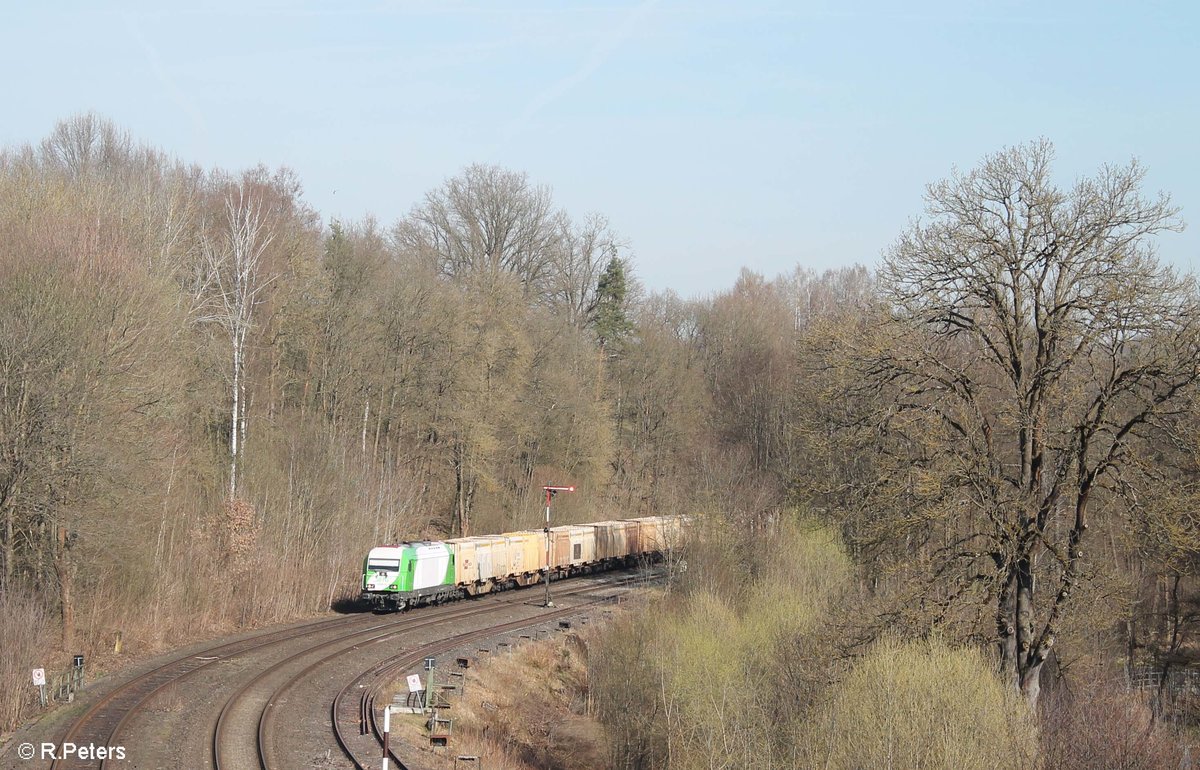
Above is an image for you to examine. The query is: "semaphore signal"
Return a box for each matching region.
[542,484,576,607]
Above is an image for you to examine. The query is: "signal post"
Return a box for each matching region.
[542,485,575,607]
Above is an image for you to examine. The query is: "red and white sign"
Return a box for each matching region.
[407,674,423,692]
[31,668,46,686]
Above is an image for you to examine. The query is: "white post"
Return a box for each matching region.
[544,492,553,608]
[382,705,391,770]
[540,485,574,608]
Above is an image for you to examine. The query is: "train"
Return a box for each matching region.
[360,515,686,611]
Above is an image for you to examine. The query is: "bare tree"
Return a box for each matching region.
[696,269,799,475]
[39,112,133,180]
[546,213,623,329]
[392,164,566,296]
[195,184,275,499]
[863,140,1199,706]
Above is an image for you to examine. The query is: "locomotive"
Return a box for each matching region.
[361,515,685,611]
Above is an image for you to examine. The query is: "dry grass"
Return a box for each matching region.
[454,632,607,770]
[386,628,611,770]
[0,589,52,733]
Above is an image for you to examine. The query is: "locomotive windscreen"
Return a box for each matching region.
[368,558,401,572]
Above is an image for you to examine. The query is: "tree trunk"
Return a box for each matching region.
[3,366,31,592]
[998,557,1047,708]
[998,570,1021,688]
[2,498,13,591]
[453,445,478,539]
[464,474,476,537]
[56,526,75,650]
[230,336,241,499]
[1155,573,1184,719]
[361,398,370,456]
[454,442,468,537]
[1019,661,1044,708]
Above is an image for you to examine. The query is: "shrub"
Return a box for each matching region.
[592,514,854,770]
[801,636,1038,770]
[0,589,52,732]
[1039,683,1187,769]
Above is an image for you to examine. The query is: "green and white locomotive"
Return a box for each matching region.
[361,541,461,610]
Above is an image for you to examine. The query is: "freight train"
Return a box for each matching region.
[361,515,686,611]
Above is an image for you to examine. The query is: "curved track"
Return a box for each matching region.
[213,589,590,769]
[331,575,641,770]
[37,572,643,770]
[48,613,364,770]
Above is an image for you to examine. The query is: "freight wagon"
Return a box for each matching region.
[360,515,687,610]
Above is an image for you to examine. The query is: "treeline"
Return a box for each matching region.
[4,115,1200,764]
[587,141,1200,768]
[0,114,759,730]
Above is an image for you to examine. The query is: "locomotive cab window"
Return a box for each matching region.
[369,559,401,572]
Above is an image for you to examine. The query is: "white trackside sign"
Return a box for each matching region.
[407,674,422,692]
[32,668,46,686]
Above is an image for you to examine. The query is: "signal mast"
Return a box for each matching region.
[542,485,575,607]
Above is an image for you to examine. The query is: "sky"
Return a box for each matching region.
[2,0,1197,297]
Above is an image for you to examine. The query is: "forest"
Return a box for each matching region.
[2,115,1199,767]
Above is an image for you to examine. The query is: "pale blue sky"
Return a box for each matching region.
[3,1,1197,296]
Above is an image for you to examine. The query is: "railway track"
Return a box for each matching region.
[31,571,645,770]
[358,602,608,770]
[46,613,366,770]
[214,584,604,769]
[332,574,646,770]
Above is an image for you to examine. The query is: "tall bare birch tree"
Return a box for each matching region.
[862,140,1200,707]
[196,184,275,499]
